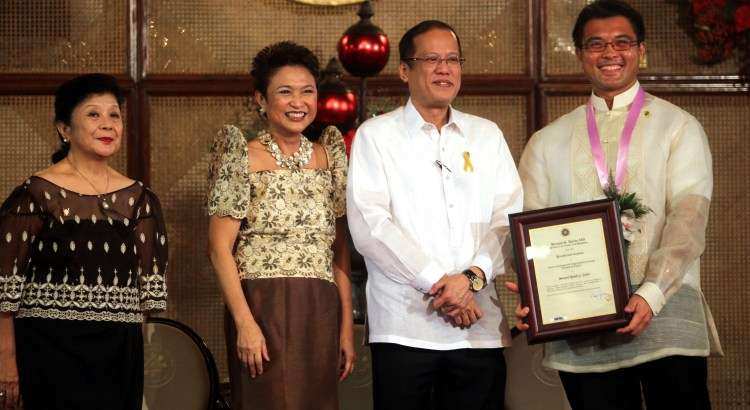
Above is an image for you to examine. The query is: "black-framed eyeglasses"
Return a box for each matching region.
[582,38,640,53]
[404,55,465,68]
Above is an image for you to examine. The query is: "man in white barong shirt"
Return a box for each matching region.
[513,1,723,409]
[347,20,522,410]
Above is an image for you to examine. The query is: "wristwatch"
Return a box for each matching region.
[462,269,487,292]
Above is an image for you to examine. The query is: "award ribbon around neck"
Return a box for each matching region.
[586,87,645,190]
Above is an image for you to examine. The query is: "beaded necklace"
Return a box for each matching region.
[258,130,313,171]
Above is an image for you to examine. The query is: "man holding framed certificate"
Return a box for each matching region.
[513,1,723,409]
[509,198,633,344]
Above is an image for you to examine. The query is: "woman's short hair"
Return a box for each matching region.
[52,73,125,163]
[251,41,320,96]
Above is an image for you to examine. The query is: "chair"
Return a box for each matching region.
[142,318,228,410]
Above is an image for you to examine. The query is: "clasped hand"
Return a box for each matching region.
[429,273,483,328]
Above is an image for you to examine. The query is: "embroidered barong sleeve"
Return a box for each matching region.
[635,117,712,315]
[0,184,44,312]
[135,189,169,312]
[206,125,251,220]
[518,131,552,211]
[469,130,523,281]
[322,126,348,218]
[346,126,444,293]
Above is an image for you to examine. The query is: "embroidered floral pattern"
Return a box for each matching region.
[207,125,251,219]
[207,125,347,282]
[0,178,169,322]
[16,307,144,322]
[571,104,649,284]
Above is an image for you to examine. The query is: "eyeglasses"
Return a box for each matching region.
[582,38,640,53]
[404,55,465,68]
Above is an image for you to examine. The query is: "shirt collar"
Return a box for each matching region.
[590,81,641,111]
[403,99,465,138]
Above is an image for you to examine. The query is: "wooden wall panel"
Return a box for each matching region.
[1,1,748,408]
[0,0,129,74]
[544,0,741,78]
[145,0,528,76]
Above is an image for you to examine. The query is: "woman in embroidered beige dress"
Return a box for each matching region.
[207,42,355,410]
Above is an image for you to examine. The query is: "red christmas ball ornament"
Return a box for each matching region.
[337,1,390,78]
[317,91,357,130]
[308,58,358,140]
[343,128,356,157]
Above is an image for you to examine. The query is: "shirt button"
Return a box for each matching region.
[441,147,445,152]
[449,204,454,208]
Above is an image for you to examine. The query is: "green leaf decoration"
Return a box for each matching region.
[602,172,652,219]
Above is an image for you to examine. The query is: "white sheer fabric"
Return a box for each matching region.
[519,82,722,372]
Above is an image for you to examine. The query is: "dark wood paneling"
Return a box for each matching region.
[0,74,136,94]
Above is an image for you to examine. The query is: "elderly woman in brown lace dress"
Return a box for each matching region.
[206,42,355,410]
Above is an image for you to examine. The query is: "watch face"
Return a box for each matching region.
[470,276,482,291]
[463,269,484,292]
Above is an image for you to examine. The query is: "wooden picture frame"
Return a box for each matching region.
[509,199,632,344]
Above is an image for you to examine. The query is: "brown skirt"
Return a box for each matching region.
[225,277,341,410]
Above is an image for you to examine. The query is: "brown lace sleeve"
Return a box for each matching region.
[134,188,168,312]
[0,181,44,312]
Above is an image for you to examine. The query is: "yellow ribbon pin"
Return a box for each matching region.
[463,151,474,172]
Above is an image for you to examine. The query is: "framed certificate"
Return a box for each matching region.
[509,199,631,344]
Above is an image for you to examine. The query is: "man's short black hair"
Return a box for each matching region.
[399,20,462,67]
[572,0,645,48]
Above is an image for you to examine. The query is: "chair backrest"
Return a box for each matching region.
[142,318,223,410]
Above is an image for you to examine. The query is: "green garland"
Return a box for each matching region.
[602,173,652,219]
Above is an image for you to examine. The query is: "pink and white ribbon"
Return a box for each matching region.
[585,87,645,190]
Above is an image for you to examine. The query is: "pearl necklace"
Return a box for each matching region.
[258,130,313,171]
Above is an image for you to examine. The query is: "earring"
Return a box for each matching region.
[62,138,69,143]
[258,106,267,119]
